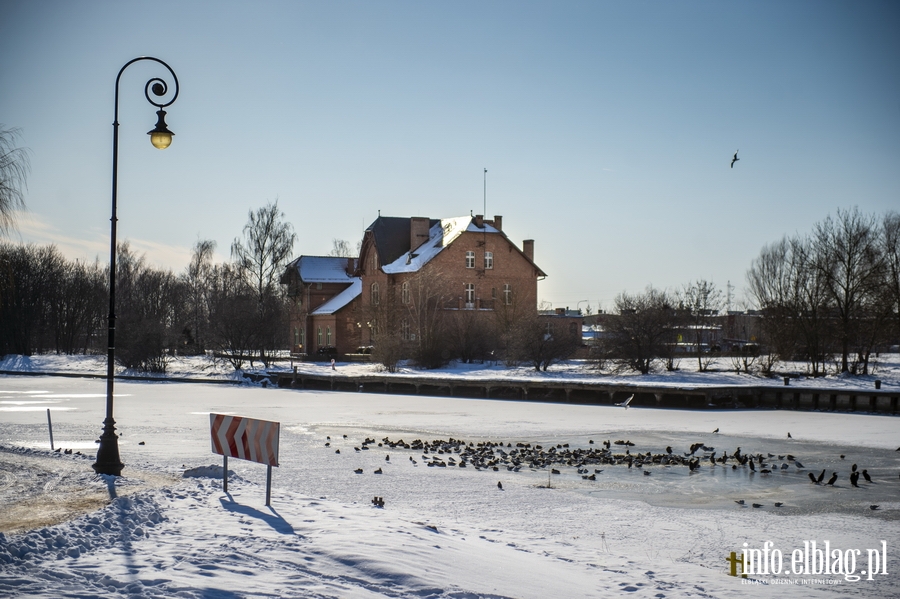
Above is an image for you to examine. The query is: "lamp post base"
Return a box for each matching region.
[92,417,124,476]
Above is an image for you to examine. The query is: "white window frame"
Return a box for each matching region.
[484,251,493,269]
[503,284,512,305]
[465,251,475,269]
[465,283,475,308]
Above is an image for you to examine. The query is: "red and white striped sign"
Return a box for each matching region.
[210,413,280,467]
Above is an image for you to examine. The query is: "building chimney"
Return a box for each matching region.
[474,214,484,228]
[492,215,502,231]
[523,239,534,261]
[410,217,430,251]
[346,257,355,275]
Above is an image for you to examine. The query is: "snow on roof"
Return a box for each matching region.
[311,279,362,315]
[296,256,356,283]
[382,216,500,274]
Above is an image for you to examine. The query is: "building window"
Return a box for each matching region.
[484,251,493,269]
[317,326,322,347]
[401,318,410,341]
[465,283,475,308]
[326,326,332,346]
[401,281,410,304]
[465,251,475,269]
[491,287,497,300]
[371,282,380,305]
[503,284,512,305]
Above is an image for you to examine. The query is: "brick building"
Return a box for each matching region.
[282,214,546,357]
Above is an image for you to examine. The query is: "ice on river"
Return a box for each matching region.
[1,374,898,598]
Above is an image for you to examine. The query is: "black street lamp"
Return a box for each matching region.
[93,57,179,476]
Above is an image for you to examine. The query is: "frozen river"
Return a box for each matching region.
[2,374,899,598]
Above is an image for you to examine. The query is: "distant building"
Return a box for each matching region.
[281,214,546,357]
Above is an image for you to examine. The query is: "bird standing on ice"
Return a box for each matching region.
[614,394,635,409]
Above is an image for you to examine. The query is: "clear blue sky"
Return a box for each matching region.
[2,1,898,311]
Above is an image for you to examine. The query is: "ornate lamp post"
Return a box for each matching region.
[93,57,179,476]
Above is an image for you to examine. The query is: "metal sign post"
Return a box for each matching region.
[210,413,280,504]
[46,409,54,451]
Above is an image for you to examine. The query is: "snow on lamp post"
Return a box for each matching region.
[93,57,179,476]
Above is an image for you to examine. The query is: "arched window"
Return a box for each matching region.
[371,282,380,305]
[326,326,332,346]
[401,281,410,304]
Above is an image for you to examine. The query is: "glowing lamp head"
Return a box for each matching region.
[147,109,174,149]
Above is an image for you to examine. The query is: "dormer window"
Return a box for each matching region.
[465,251,475,269]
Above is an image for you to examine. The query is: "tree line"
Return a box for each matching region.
[0,202,295,372]
[594,208,900,376]
[3,205,898,377]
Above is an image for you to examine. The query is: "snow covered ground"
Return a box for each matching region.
[1,355,899,598]
[2,351,899,390]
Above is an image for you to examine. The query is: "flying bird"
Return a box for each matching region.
[614,394,635,409]
[731,150,740,168]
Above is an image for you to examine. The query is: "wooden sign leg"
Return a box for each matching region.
[223,455,228,493]
[266,465,272,506]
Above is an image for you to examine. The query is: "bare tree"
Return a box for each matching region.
[510,313,579,372]
[182,239,217,354]
[0,125,31,236]
[206,263,259,370]
[327,238,360,258]
[404,269,450,369]
[114,243,184,373]
[881,211,900,346]
[748,235,833,376]
[601,287,678,374]
[812,208,884,373]
[678,280,723,372]
[231,201,296,301]
[231,201,296,363]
